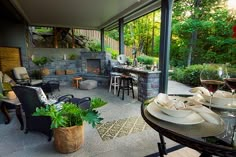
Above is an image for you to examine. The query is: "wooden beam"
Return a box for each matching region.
[72,28,75,48]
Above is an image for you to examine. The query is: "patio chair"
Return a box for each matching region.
[12,86,91,141]
[12,67,42,86]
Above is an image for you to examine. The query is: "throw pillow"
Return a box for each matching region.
[3,74,16,86]
[28,86,48,104]
[20,73,30,80]
[0,71,3,83]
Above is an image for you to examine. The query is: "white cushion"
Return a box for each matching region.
[13,67,28,79]
[80,80,97,90]
[0,71,3,83]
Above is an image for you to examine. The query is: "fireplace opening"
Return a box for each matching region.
[87,59,101,74]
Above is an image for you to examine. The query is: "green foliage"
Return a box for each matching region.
[68,53,77,60]
[105,47,119,59]
[88,41,101,52]
[137,55,158,65]
[32,56,50,67]
[33,98,107,129]
[182,64,203,86]
[171,64,203,87]
[171,0,236,66]
[91,97,107,109]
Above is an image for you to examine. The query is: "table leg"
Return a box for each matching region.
[158,133,167,157]
[15,105,24,130]
[0,102,10,124]
[199,152,212,157]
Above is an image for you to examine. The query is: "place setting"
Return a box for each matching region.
[190,64,236,111]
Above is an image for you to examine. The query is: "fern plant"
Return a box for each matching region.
[33,99,106,128]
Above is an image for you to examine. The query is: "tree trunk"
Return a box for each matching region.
[187,0,201,66]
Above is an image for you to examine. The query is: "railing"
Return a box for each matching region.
[75,29,140,58]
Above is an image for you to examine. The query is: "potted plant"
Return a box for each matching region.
[32,56,51,76]
[33,97,107,153]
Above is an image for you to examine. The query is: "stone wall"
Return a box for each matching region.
[28,49,110,87]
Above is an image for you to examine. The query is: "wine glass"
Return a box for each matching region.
[200,64,226,108]
[224,65,236,107]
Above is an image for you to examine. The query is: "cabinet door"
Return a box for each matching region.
[0,47,21,77]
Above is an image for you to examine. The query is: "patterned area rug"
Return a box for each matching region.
[96,116,151,141]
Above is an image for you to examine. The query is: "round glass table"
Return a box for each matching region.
[141,98,236,157]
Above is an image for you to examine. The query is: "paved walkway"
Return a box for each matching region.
[0,80,192,157]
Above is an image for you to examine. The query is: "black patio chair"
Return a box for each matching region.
[41,80,60,97]
[12,86,91,141]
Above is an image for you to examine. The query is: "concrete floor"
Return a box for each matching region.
[0,80,192,157]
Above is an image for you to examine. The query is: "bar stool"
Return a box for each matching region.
[117,75,135,100]
[109,72,122,95]
[72,77,83,88]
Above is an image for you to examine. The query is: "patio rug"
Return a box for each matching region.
[96,116,151,141]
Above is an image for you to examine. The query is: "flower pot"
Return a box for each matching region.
[41,68,50,76]
[53,125,84,154]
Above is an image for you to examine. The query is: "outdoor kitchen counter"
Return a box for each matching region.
[113,66,161,102]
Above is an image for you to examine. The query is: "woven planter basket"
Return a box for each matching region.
[53,125,84,153]
[41,68,50,76]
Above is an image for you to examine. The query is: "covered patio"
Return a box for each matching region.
[0,81,195,157]
[0,0,207,156]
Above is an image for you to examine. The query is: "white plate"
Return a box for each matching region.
[147,102,204,125]
[203,101,236,110]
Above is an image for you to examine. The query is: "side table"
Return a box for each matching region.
[0,98,24,130]
[72,77,83,88]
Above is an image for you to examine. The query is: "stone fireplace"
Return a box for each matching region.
[86,59,101,75]
[80,52,106,75]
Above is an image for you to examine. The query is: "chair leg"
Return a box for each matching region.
[131,80,135,98]
[122,81,124,100]
[109,77,112,93]
[118,79,122,97]
[114,77,117,95]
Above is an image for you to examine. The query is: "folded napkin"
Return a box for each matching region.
[190,87,210,96]
[190,87,232,98]
[154,93,202,110]
[190,106,221,125]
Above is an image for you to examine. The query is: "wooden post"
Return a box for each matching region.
[54,27,58,48]
[72,28,75,48]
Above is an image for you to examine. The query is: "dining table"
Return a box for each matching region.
[141,94,236,157]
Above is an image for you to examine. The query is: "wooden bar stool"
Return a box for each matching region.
[72,77,83,88]
[117,75,135,100]
[109,72,122,95]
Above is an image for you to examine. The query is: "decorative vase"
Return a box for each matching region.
[53,125,84,153]
[41,68,50,76]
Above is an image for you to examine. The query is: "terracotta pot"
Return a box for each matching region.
[41,68,50,76]
[53,125,84,154]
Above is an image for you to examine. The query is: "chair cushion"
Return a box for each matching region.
[3,74,16,86]
[80,80,97,90]
[27,86,48,104]
[0,71,3,83]
[20,73,30,79]
[13,67,28,79]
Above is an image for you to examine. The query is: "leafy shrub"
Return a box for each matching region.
[171,64,203,87]
[170,67,185,82]
[68,53,77,60]
[32,56,50,67]
[105,47,119,59]
[88,41,101,51]
[137,55,158,65]
[182,65,203,87]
